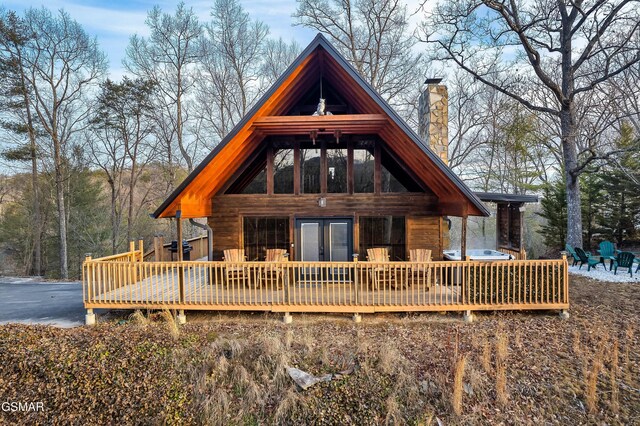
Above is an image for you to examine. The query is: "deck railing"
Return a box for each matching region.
[83,253,569,313]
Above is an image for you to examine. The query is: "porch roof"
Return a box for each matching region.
[474,192,539,204]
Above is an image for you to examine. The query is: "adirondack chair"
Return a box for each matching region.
[409,249,432,288]
[367,247,394,289]
[574,247,600,271]
[223,249,248,287]
[565,244,582,266]
[597,241,617,270]
[613,251,635,277]
[262,248,287,289]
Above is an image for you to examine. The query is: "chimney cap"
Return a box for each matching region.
[424,77,443,85]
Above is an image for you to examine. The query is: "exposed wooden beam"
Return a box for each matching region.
[252,114,387,135]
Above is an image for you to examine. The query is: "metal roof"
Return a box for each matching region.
[474,192,539,204]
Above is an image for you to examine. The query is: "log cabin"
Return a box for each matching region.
[151,34,490,263]
[82,34,568,323]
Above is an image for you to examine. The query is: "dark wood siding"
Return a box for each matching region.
[406,216,446,261]
[209,193,442,260]
[207,214,241,260]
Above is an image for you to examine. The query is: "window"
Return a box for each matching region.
[240,166,266,194]
[359,216,405,261]
[243,217,290,261]
[300,147,321,193]
[274,149,294,193]
[353,148,374,193]
[327,148,348,193]
[381,165,408,193]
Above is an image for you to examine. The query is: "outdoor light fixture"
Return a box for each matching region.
[318,197,327,208]
[310,130,318,145]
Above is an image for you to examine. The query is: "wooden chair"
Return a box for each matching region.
[409,249,432,289]
[262,248,287,289]
[409,249,432,263]
[367,247,390,262]
[223,249,248,287]
[367,247,394,289]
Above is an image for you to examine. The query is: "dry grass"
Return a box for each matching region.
[129,309,149,326]
[2,275,640,425]
[495,332,509,406]
[609,338,619,414]
[160,309,179,338]
[452,354,467,415]
[481,339,492,374]
[585,340,605,413]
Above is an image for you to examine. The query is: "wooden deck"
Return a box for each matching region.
[83,247,570,314]
[93,265,460,306]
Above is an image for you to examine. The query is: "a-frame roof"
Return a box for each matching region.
[152,33,489,218]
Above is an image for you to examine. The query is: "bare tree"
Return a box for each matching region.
[421,0,640,247]
[294,0,425,121]
[21,8,107,278]
[261,38,301,83]
[90,78,157,253]
[124,2,201,173]
[192,0,270,148]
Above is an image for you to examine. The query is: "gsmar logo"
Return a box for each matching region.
[1,401,44,412]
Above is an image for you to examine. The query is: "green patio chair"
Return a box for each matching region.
[574,247,600,271]
[613,252,635,277]
[597,241,616,270]
[635,258,640,273]
[565,244,581,266]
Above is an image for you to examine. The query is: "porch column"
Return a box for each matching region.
[154,235,164,262]
[176,211,185,304]
[176,211,183,262]
[461,216,468,261]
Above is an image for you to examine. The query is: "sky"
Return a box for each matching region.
[1,0,320,78]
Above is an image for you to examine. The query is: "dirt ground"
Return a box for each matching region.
[1,274,638,425]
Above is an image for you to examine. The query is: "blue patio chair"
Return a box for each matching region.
[575,247,600,271]
[597,241,616,270]
[613,252,635,277]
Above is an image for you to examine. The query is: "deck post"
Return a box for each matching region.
[463,310,474,323]
[84,255,92,303]
[154,235,164,261]
[176,212,186,303]
[353,313,362,323]
[177,309,187,324]
[461,216,468,261]
[283,312,293,324]
[85,308,96,326]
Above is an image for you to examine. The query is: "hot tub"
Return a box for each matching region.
[443,249,513,261]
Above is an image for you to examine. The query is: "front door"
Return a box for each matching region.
[296,218,353,262]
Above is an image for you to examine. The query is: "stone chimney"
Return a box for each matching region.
[418,78,448,165]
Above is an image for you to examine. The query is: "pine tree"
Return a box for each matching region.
[538,177,567,251]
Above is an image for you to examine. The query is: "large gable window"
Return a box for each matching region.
[327,148,348,193]
[274,149,294,193]
[228,138,424,195]
[300,147,321,193]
